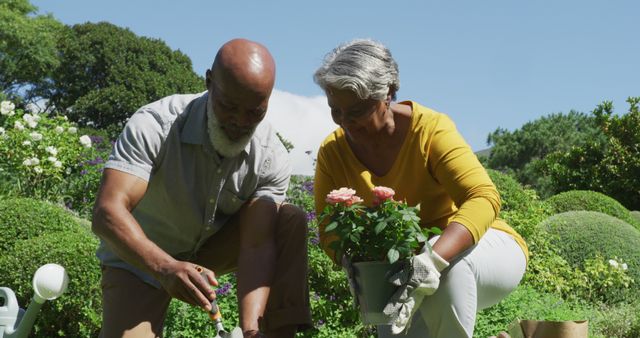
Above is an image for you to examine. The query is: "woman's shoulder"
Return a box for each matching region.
[400,100,454,131]
[319,127,345,149]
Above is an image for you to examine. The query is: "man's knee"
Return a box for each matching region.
[276,203,308,235]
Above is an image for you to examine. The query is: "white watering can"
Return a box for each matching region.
[0,264,69,338]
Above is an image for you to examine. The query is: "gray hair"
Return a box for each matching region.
[313,39,400,101]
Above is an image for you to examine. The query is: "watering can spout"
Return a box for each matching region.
[0,264,69,338]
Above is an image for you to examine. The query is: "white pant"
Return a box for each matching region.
[377,229,527,338]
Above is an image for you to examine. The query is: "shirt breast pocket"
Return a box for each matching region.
[217,189,247,215]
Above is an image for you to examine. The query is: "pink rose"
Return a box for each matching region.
[346,195,363,206]
[326,187,357,204]
[372,186,395,205]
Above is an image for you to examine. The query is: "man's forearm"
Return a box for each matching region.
[236,241,276,333]
[92,203,175,277]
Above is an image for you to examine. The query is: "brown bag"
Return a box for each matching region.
[508,319,588,338]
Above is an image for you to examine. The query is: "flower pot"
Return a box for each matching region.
[352,261,397,325]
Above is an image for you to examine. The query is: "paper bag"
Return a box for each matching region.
[508,319,588,338]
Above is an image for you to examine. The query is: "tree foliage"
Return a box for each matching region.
[0,0,63,100]
[541,97,640,210]
[36,22,204,131]
[486,111,603,197]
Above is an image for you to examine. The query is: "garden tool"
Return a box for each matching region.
[195,266,243,338]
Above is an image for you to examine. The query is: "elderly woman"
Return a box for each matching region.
[312,39,528,337]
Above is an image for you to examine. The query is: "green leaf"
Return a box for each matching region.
[324,221,338,232]
[387,248,400,263]
[374,221,387,234]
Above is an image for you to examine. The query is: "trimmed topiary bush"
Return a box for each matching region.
[0,230,101,337]
[545,190,640,230]
[0,197,82,251]
[540,211,640,293]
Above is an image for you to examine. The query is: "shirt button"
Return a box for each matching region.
[205,226,211,231]
[232,197,237,202]
[217,168,222,174]
[209,198,215,204]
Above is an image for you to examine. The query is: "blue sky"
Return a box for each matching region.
[31,0,640,174]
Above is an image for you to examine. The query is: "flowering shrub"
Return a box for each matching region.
[579,255,634,304]
[0,100,111,215]
[321,186,440,263]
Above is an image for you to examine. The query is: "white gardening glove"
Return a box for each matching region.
[382,247,449,334]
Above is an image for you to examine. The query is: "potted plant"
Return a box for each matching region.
[320,186,440,324]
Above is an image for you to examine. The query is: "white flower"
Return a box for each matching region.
[27,120,38,128]
[62,115,68,120]
[1,101,15,115]
[608,259,619,268]
[22,113,34,122]
[65,167,72,174]
[33,114,41,121]
[30,132,43,141]
[79,135,92,148]
[33,166,43,174]
[30,157,40,165]
[0,127,5,135]
[22,140,31,146]
[54,126,64,134]
[14,121,24,131]
[53,160,62,168]
[47,156,57,162]
[68,127,77,134]
[45,146,58,155]
[23,158,33,166]
[621,263,628,270]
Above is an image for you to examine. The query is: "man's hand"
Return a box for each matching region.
[154,260,218,311]
[383,247,449,334]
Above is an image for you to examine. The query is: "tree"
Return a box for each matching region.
[36,22,204,131]
[0,0,63,102]
[542,97,640,210]
[486,111,603,197]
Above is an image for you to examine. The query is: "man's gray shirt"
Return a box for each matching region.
[97,91,291,287]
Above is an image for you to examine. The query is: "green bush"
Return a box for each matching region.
[0,197,81,251]
[0,230,101,337]
[587,301,640,338]
[486,169,537,214]
[475,285,593,338]
[540,211,640,293]
[545,190,640,230]
[631,210,640,224]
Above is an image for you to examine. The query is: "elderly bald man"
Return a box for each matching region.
[92,39,311,338]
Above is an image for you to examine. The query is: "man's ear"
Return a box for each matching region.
[205,69,212,89]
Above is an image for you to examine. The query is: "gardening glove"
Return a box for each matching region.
[383,247,449,334]
[341,255,360,309]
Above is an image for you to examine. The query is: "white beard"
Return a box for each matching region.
[206,100,255,158]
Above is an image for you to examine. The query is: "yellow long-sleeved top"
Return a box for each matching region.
[314,101,528,263]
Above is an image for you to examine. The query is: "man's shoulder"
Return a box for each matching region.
[139,92,207,122]
[251,120,280,148]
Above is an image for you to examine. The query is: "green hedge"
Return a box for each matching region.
[631,210,640,224]
[486,169,536,213]
[545,190,640,230]
[0,197,81,251]
[540,211,640,291]
[0,230,101,337]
